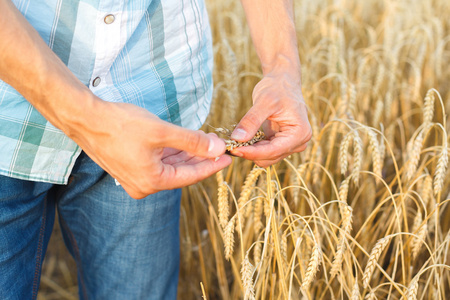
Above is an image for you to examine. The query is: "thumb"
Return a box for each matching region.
[161,125,226,158]
[231,102,271,142]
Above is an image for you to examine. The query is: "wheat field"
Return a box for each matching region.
[38,0,450,299]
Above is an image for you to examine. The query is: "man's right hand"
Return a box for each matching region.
[67,99,232,199]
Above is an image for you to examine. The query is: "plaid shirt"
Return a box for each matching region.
[0,0,213,184]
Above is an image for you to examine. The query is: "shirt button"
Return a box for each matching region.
[104,14,115,24]
[92,77,101,87]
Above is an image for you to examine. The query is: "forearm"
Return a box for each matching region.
[240,0,301,83]
[0,0,97,136]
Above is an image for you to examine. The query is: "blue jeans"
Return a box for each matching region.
[0,152,181,300]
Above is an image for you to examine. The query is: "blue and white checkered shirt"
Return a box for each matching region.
[0,0,213,184]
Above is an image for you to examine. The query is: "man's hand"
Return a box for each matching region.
[65,100,232,199]
[229,73,311,167]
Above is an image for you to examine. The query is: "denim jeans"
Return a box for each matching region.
[0,152,182,300]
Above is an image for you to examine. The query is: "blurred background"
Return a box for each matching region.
[38,0,450,299]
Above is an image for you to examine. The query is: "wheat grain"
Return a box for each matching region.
[225,131,266,151]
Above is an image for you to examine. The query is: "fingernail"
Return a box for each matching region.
[208,138,215,153]
[231,128,247,141]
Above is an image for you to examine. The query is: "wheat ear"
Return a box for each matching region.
[362,236,391,288]
[406,277,419,300]
[302,243,322,290]
[224,216,236,261]
[433,143,448,195]
[406,131,425,181]
[420,175,433,206]
[365,290,377,300]
[412,222,428,260]
[339,132,353,175]
[330,205,353,277]
[368,130,382,177]
[352,132,363,185]
[238,167,264,216]
[423,89,435,124]
[351,281,360,300]
[241,253,256,300]
[218,181,229,229]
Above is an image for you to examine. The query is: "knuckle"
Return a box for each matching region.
[255,161,268,168]
[304,126,313,143]
[184,132,207,152]
[242,111,262,129]
[297,143,308,153]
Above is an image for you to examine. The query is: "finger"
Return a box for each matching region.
[231,101,273,142]
[157,125,226,158]
[231,138,307,161]
[253,153,292,168]
[158,155,232,190]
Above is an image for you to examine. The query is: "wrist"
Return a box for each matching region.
[261,53,302,85]
[59,91,106,140]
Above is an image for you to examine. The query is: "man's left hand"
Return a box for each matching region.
[229,73,312,167]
